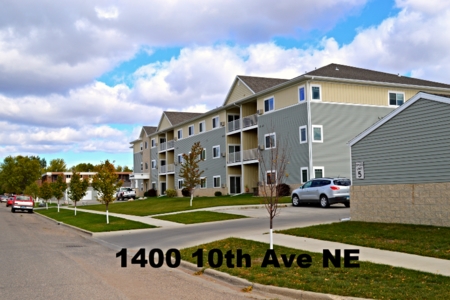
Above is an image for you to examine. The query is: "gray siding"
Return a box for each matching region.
[351,99,450,185]
[258,103,308,184]
[311,102,394,179]
[175,128,227,188]
[133,152,142,172]
[150,146,158,183]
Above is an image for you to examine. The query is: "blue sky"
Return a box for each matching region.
[1,0,449,170]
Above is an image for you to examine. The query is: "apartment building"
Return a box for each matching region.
[130,63,450,197]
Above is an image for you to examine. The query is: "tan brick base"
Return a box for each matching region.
[350,183,450,227]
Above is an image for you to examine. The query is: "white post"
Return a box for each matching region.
[75,206,77,216]
[46,202,48,210]
[57,203,60,212]
[106,210,109,224]
[270,229,273,250]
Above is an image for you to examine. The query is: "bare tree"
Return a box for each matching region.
[179,142,204,207]
[258,130,290,249]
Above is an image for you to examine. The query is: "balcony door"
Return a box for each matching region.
[229,176,241,194]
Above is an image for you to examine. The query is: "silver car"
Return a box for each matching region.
[291,177,351,208]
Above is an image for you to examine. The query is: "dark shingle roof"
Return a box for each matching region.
[306,64,450,89]
[164,111,203,126]
[143,126,157,135]
[237,76,289,93]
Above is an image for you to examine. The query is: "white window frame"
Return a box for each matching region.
[140,182,144,191]
[213,176,221,188]
[298,85,306,102]
[266,170,277,185]
[200,148,206,160]
[188,124,194,136]
[177,129,183,140]
[311,84,322,101]
[313,166,325,179]
[177,154,183,164]
[140,162,143,171]
[312,125,323,143]
[144,141,148,149]
[264,96,275,113]
[299,125,307,144]
[200,177,206,189]
[151,138,156,148]
[151,160,156,169]
[178,179,184,190]
[140,142,143,151]
[388,91,405,106]
[300,167,308,183]
[212,116,219,129]
[145,162,148,170]
[152,182,156,190]
[198,120,205,133]
[212,145,220,159]
[264,133,276,149]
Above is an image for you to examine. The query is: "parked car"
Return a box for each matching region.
[116,187,136,201]
[11,195,34,213]
[0,195,8,203]
[6,196,15,207]
[291,177,351,208]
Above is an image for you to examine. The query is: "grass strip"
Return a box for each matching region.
[278,221,450,260]
[80,194,290,216]
[179,238,450,300]
[153,211,247,224]
[36,208,156,232]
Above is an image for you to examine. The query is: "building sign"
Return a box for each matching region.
[355,162,364,179]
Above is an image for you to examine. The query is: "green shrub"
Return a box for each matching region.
[165,189,177,198]
[214,191,222,197]
[181,188,191,197]
[276,183,291,196]
[144,188,157,197]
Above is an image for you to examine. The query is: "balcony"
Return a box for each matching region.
[242,114,258,129]
[160,140,175,152]
[227,151,241,164]
[243,148,258,161]
[159,164,175,174]
[227,119,240,133]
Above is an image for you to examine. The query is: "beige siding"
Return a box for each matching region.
[242,101,257,117]
[158,116,172,131]
[256,84,301,111]
[242,131,258,149]
[228,166,241,175]
[243,164,259,190]
[225,80,253,105]
[175,110,227,138]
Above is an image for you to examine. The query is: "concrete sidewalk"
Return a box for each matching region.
[58,206,450,277]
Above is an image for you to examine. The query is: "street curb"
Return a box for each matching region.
[34,211,94,236]
[176,259,368,300]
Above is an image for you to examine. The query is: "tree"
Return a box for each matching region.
[46,158,67,172]
[70,162,95,172]
[179,142,204,207]
[115,165,123,172]
[24,182,40,203]
[67,172,89,216]
[0,155,41,194]
[258,131,290,250]
[51,174,67,212]
[91,160,123,224]
[122,166,132,172]
[39,181,53,209]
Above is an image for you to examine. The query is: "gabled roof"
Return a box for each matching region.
[306,64,450,89]
[348,92,450,146]
[163,111,203,126]
[143,126,157,136]
[237,75,289,93]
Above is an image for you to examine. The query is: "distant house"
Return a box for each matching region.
[349,92,450,227]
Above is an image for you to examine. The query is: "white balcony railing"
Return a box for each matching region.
[159,142,166,152]
[227,151,241,164]
[242,114,258,128]
[243,148,258,161]
[159,164,175,174]
[227,119,240,132]
[167,140,175,150]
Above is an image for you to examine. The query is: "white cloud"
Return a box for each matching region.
[95,6,119,20]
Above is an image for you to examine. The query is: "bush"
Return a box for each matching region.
[181,188,191,197]
[144,188,157,197]
[276,183,291,196]
[214,191,222,197]
[165,189,177,198]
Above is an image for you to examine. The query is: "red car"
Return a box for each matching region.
[11,195,34,213]
[6,196,15,207]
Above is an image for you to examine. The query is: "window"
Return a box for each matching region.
[144,141,148,149]
[151,138,156,148]
[177,154,184,164]
[266,171,276,185]
[264,97,274,112]
[177,129,183,140]
[188,125,194,136]
[265,133,276,149]
[213,176,221,188]
[298,85,306,102]
[140,142,143,151]
[212,116,219,129]
[312,125,323,143]
[212,145,220,158]
[301,167,308,183]
[66,175,71,179]
[389,92,404,106]
[178,179,184,190]
[311,85,321,100]
[299,126,307,144]
[200,177,206,188]
[313,167,324,179]
[200,148,206,160]
[199,121,205,133]
[151,160,156,169]
[140,182,143,191]
[140,162,143,171]
[145,162,148,170]
[152,182,156,190]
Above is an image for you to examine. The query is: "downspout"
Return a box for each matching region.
[306,80,313,180]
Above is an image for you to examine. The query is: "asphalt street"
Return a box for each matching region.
[1,204,323,300]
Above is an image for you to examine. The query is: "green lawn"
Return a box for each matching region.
[278,221,450,260]
[36,208,156,232]
[79,194,290,216]
[153,211,247,224]
[179,238,450,300]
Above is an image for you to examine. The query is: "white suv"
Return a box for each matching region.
[291,178,351,208]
